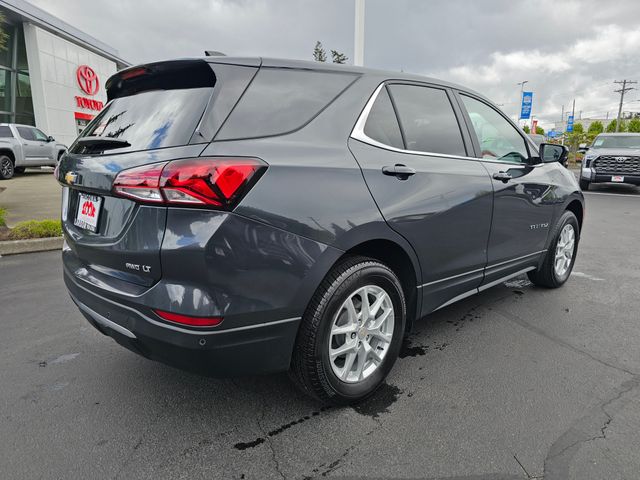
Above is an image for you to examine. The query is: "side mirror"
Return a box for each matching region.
[577,143,588,154]
[539,143,568,164]
[47,136,55,142]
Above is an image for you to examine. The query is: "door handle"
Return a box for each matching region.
[382,164,416,179]
[493,171,512,182]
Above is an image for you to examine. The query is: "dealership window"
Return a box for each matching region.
[0,22,34,126]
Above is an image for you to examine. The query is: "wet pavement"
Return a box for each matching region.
[1,184,639,479]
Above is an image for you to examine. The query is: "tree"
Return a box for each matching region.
[572,122,584,134]
[535,126,545,135]
[588,120,604,135]
[523,125,530,134]
[331,50,348,64]
[313,41,327,62]
[606,119,626,132]
[627,117,640,133]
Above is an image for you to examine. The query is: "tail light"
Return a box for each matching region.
[113,157,266,209]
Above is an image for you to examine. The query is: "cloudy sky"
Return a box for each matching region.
[30,0,640,129]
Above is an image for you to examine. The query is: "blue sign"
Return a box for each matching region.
[520,91,533,120]
[548,130,557,138]
[566,115,574,133]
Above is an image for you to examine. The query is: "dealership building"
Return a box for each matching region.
[0,0,129,146]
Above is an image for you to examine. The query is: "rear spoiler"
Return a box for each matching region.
[106,59,217,101]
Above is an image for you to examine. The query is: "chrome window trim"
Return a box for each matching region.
[351,82,541,167]
[350,82,479,162]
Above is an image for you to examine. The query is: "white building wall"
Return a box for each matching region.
[23,23,116,147]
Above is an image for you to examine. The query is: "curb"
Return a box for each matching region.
[0,237,63,256]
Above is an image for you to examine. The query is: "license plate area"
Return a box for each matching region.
[611,175,625,182]
[74,193,103,233]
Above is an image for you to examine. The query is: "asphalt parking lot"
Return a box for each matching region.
[1,182,639,479]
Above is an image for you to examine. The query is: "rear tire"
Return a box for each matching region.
[528,211,579,288]
[0,155,14,180]
[579,179,590,191]
[289,256,406,405]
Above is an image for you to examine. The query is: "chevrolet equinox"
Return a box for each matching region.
[57,58,584,404]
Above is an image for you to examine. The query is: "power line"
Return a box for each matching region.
[614,80,637,132]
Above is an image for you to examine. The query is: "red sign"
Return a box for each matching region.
[75,96,103,111]
[76,65,99,95]
[532,119,538,132]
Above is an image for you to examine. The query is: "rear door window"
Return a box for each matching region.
[216,68,358,140]
[387,84,467,156]
[363,86,404,149]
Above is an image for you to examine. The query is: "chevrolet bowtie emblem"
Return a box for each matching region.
[65,172,78,185]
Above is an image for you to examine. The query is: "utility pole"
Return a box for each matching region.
[614,80,637,132]
[354,0,365,66]
[560,104,564,145]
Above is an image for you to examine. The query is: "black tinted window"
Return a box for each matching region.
[71,87,213,154]
[388,85,466,156]
[217,68,357,140]
[363,87,403,149]
[0,126,13,137]
[16,126,34,140]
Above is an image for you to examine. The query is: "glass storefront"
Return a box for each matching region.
[0,20,34,125]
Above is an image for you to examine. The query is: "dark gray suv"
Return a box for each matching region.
[57,57,584,404]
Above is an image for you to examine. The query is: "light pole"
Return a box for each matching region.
[354,0,365,66]
[516,80,528,124]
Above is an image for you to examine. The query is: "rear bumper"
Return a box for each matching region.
[66,273,301,376]
[62,208,345,376]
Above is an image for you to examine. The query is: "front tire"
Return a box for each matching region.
[290,256,406,405]
[0,155,14,180]
[579,179,590,191]
[528,211,579,288]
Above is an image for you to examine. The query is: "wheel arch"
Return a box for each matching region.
[0,149,15,163]
[565,198,584,232]
[337,236,422,334]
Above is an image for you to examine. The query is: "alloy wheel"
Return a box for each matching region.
[554,224,575,277]
[328,285,395,383]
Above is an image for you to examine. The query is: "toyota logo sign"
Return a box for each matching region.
[76,65,99,96]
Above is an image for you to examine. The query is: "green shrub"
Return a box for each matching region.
[8,219,62,240]
[0,207,6,227]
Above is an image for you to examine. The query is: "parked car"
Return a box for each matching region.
[579,133,640,190]
[0,123,67,179]
[57,58,584,404]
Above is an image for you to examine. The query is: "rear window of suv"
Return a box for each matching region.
[216,68,358,140]
[72,87,213,154]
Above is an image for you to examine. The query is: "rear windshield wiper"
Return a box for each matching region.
[76,136,131,151]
